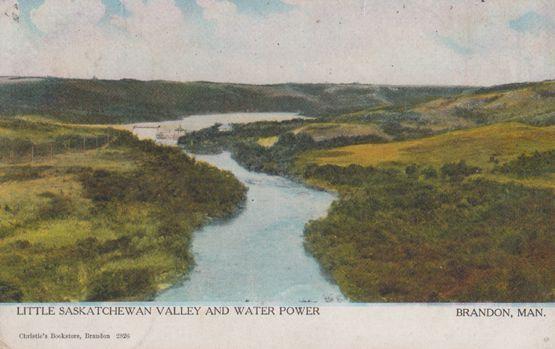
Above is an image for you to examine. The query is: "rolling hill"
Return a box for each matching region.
[299,122,555,170]
[413,80,555,127]
[293,122,392,142]
[0,77,470,124]
[0,116,246,301]
[332,80,555,139]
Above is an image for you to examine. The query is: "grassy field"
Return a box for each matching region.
[257,136,279,147]
[414,80,555,126]
[256,123,388,147]
[325,80,554,140]
[299,122,555,170]
[297,122,555,302]
[293,122,391,142]
[0,116,110,142]
[0,117,246,302]
[303,165,555,302]
[294,116,555,302]
[3,76,553,303]
[175,79,555,302]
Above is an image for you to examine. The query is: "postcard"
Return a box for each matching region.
[0,0,553,348]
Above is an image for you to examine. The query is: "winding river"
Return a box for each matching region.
[130,113,344,302]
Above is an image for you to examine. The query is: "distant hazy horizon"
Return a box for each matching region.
[3,75,554,89]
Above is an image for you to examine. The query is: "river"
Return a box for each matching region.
[131,112,344,302]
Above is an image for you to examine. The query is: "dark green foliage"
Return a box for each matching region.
[74,237,101,258]
[0,137,33,158]
[232,120,305,136]
[13,240,31,249]
[359,112,434,140]
[304,165,555,302]
[62,133,246,301]
[422,166,438,179]
[0,279,23,302]
[0,165,52,182]
[37,192,72,219]
[87,268,157,301]
[83,132,246,217]
[0,127,246,302]
[177,120,306,154]
[304,164,387,186]
[80,170,130,202]
[496,150,555,177]
[231,132,317,175]
[440,160,481,180]
[175,108,554,302]
[0,78,471,124]
[179,121,389,176]
[178,123,233,154]
[453,106,488,124]
[405,164,418,177]
[0,118,113,162]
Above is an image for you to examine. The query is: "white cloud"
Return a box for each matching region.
[0,0,553,85]
[3,0,202,80]
[30,0,105,33]
[0,0,35,76]
[107,0,200,79]
[191,0,555,85]
[196,0,238,22]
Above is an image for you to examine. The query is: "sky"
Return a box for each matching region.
[0,0,554,86]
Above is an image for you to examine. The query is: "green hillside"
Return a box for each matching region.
[300,122,555,171]
[176,79,555,302]
[0,77,470,124]
[0,116,246,301]
[333,80,555,139]
[413,80,555,127]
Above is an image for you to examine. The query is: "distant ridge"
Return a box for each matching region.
[0,77,472,124]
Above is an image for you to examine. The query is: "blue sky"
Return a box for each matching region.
[436,35,473,56]
[509,11,555,34]
[1,0,554,85]
[19,0,294,22]
[16,0,296,39]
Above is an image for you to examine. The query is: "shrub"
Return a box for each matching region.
[303,163,555,302]
[0,280,23,302]
[440,160,481,180]
[38,192,72,219]
[422,167,437,179]
[496,150,555,177]
[405,164,418,177]
[74,237,100,258]
[80,170,131,202]
[13,240,31,249]
[87,268,157,301]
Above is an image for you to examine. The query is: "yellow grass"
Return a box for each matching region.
[50,148,139,172]
[294,122,391,142]
[474,173,555,190]
[257,136,279,147]
[0,146,139,250]
[0,120,111,144]
[15,115,130,131]
[299,122,555,170]
[415,81,555,124]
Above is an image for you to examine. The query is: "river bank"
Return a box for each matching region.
[176,115,555,302]
[127,112,345,302]
[0,117,246,301]
[155,151,344,302]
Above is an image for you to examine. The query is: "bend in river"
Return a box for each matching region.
[131,113,344,302]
